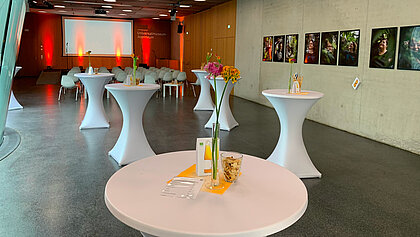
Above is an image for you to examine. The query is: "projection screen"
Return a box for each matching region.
[62,17,133,56]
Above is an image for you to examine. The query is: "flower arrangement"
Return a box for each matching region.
[86,51,92,68]
[288,58,296,93]
[131,54,139,85]
[204,52,240,188]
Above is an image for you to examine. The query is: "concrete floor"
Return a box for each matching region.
[1,78,419,236]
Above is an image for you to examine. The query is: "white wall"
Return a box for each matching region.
[235,0,420,154]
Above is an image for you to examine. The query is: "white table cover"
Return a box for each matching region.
[191,69,214,111]
[75,73,114,129]
[105,150,307,237]
[105,83,160,166]
[204,77,240,131]
[8,66,23,110]
[262,89,324,178]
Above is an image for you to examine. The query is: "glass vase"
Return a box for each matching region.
[207,122,223,190]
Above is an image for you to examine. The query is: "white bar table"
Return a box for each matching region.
[75,73,114,129]
[105,150,307,237]
[262,89,324,178]
[204,77,239,131]
[8,66,23,110]
[191,69,214,111]
[105,83,160,166]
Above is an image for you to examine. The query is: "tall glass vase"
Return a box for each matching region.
[207,122,223,190]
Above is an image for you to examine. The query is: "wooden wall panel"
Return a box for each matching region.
[182,0,237,82]
[16,13,171,77]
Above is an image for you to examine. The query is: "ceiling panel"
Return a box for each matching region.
[28,0,231,19]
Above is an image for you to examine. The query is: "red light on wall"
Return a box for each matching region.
[116,49,121,66]
[114,25,122,66]
[142,37,151,65]
[78,48,83,66]
[76,23,85,66]
[42,23,53,66]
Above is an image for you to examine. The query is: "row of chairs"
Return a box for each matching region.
[59,65,199,101]
[58,67,82,101]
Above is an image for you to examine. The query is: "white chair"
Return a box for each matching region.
[144,74,158,84]
[99,67,109,73]
[112,67,121,74]
[172,70,180,81]
[58,75,80,101]
[176,72,187,97]
[116,71,127,83]
[158,70,166,80]
[125,67,133,75]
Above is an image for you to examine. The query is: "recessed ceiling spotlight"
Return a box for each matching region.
[168,10,177,12]
[104,0,116,2]
[106,10,110,13]
[194,0,206,1]
[38,10,46,13]
[152,17,159,20]
[54,5,65,8]
[119,13,127,16]
[122,9,132,12]
[179,4,191,8]
[102,5,113,8]
[32,0,37,3]
[159,14,168,17]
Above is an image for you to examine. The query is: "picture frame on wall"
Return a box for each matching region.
[397,25,420,70]
[369,27,397,69]
[262,36,273,61]
[320,31,338,65]
[304,33,320,64]
[273,35,285,62]
[338,30,360,66]
[285,34,298,62]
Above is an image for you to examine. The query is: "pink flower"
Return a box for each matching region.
[204,62,224,78]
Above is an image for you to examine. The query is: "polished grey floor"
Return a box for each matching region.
[1,78,419,237]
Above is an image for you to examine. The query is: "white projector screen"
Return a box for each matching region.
[62,17,133,56]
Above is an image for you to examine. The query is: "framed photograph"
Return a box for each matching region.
[273,35,285,62]
[304,33,320,64]
[398,25,420,70]
[262,36,273,61]
[285,34,298,62]
[369,27,397,69]
[320,31,338,65]
[338,30,360,66]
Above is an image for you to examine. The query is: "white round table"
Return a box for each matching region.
[105,83,160,166]
[75,73,114,130]
[262,89,324,178]
[204,77,240,131]
[105,150,307,237]
[8,66,23,110]
[191,69,214,111]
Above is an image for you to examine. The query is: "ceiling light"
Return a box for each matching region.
[194,0,206,1]
[179,5,191,8]
[104,0,116,2]
[54,5,65,8]
[152,17,159,20]
[58,10,67,12]
[38,10,46,13]
[102,5,113,8]
[32,0,37,3]
[122,9,132,12]
[159,14,168,17]
[168,10,177,12]
[119,13,127,16]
